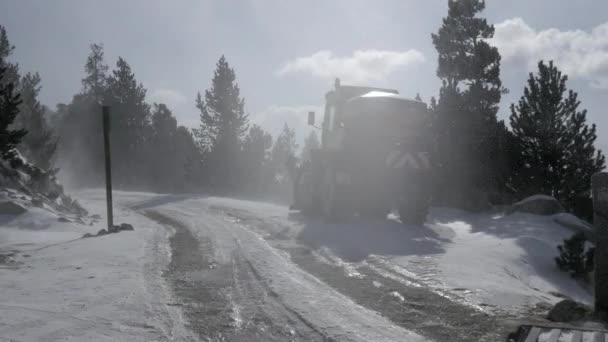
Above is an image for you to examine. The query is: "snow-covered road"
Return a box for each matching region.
[0,190,593,341]
[136,195,509,341]
[139,197,429,341]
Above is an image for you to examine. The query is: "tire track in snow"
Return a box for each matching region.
[144,210,326,341]
[222,207,511,342]
[214,212,428,342]
[230,236,329,340]
[144,210,233,341]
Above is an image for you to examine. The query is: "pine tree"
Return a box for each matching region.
[194,55,249,190]
[174,126,203,190]
[431,0,508,208]
[0,26,12,65]
[148,103,178,190]
[510,61,605,209]
[300,131,320,162]
[240,124,273,192]
[271,123,298,183]
[15,72,57,170]
[0,65,26,163]
[0,26,25,164]
[151,103,177,141]
[0,26,19,87]
[106,57,151,187]
[82,43,108,102]
[106,57,150,137]
[555,232,594,279]
[56,43,109,186]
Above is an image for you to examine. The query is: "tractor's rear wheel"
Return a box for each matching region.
[321,170,337,220]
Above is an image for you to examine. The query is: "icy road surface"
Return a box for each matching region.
[0,190,592,341]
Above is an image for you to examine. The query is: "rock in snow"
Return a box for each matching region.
[509,195,565,215]
[120,223,134,231]
[547,299,591,322]
[0,200,27,215]
[87,223,135,238]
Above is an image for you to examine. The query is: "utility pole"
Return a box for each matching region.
[102,105,114,231]
[591,172,608,318]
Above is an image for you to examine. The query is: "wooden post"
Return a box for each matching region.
[591,172,608,316]
[102,105,113,231]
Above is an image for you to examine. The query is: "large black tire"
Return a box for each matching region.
[359,203,389,219]
[398,198,429,225]
[294,163,319,215]
[320,168,352,221]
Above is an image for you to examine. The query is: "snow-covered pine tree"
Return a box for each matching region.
[555,232,594,279]
[0,25,26,164]
[16,72,57,170]
[0,64,26,163]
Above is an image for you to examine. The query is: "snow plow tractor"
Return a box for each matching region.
[292,79,432,224]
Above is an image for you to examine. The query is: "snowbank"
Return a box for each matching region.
[509,194,565,215]
[517,194,557,203]
[213,198,593,317]
[296,207,590,316]
[552,213,595,241]
[0,190,192,341]
[191,196,592,316]
[389,208,593,314]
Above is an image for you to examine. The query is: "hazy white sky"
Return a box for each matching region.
[1,0,607,149]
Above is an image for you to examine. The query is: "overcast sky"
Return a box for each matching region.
[1,0,607,150]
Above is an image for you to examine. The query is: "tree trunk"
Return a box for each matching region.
[591,172,608,317]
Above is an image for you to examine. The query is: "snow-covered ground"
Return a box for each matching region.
[394,208,592,313]
[206,197,592,316]
[0,190,193,341]
[0,190,595,341]
[148,197,428,341]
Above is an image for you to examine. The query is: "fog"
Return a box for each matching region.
[1,2,607,340]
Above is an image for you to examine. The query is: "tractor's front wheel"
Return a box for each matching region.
[320,168,353,221]
[398,190,430,225]
[359,202,389,219]
[398,202,428,225]
[294,162,319,215]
